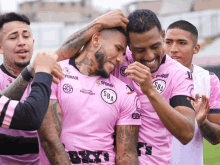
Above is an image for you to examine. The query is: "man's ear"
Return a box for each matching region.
[91,32,102,48]
[193,44,200,54]
[162,29,165,43]
[0,43,3,54]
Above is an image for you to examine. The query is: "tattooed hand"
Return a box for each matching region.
[94,9,129,31]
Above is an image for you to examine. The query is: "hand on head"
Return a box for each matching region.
[95,9,129,31]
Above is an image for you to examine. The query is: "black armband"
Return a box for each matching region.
[170,95,195,111]
[209,109,220,114]
[21,67,33,82]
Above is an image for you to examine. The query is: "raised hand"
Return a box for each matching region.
[95,9,129,31]
[194,94,210,126]
[125,62,156,96]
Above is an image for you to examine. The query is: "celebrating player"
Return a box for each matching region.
[38,26,141,165]
[165,20,220,165]
[0,12,64,164]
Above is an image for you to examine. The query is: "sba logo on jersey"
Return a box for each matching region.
[101,89,117,104]
[153,79,166,93]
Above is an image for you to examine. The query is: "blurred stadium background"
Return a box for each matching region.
[0,0,219,164]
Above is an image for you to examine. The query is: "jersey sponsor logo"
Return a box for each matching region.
[186,71,193,80]
[68,150,109,164]
[124,55,134,63]
[7,78,12,83]
[151,75,156,79]
[63,84,73,94]
[63,67,72,74]
[153,79,166,93]
[152,74,169,79]
[65,74,78,80]
[101,89,117,104]
[120,66,128,77]
[126,85,135,94]
[96,81,114,87]
[80,89,95,95]
[6,78,12,87]
[137,142,152,156]
[132,113,141,119]
[187,84,194,98]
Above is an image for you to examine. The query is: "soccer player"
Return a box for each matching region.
[0,12,64,164]
[165,20,220,165]
[38,26,141,164]
[0,50,57,130]
[47,9,196,165]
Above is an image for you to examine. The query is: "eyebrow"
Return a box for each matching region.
[165,38,188,42]
[9,30,30,35]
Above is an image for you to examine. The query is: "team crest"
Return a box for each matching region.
[153,79,166,93]
[101,89,117,104]
[63,84,73,94]
[120,66,128,77]
[63,67,71,75]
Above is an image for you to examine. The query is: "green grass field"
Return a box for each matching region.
[204,139,220,165]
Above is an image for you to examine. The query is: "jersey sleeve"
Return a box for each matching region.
[50,80,58,100]
[0,72,53,131]
[209,73,220,111]
[171,69,194,99]
[116,84,141,126]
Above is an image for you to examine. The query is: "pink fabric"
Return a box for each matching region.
[40,59,141,165]
[209,73,220,108]
[112,48,194,165]
[2,99,19,129]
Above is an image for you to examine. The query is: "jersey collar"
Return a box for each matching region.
[0,64,17,79]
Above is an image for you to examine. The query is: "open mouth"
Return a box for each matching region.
[171,56,181,60]
[16,50,29,54]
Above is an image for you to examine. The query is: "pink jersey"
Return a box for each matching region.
[39,58,141,165]
[0,65,39,165]
[170,65,220,165]
[112,48,194,165]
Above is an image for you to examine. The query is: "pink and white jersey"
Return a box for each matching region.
[112,48,194,165]
[170,65,220,165]
[40,58,141,165]
[0,65,39,165]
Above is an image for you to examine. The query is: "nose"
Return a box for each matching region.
[17,35,26,46]
[170,42,178,53]
[143,49,155,61]
[116,52,124,65]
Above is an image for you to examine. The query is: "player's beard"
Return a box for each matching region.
[14,60,30,68]
[95,46,109,78]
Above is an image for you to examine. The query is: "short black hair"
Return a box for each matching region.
[127,9,162,34]
[0,12,30,30]
[167,20,198,42]
[100,26,128,39]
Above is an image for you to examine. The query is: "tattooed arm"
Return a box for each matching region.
[199,115,220,145]
[56,10,129,61]
[38,99,71,165]
[0,65,34,100]
[115,125,139,165]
